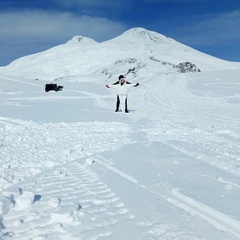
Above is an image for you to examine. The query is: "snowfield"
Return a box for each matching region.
[0,28,240,240]
[1,70,240,240]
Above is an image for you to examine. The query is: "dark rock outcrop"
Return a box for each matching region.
[176,62,201,73]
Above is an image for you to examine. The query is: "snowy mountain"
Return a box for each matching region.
[1,27,240,240]
[0,27,240,80]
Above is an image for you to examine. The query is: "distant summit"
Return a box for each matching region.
[67,36,98,45]
[121,27,172,43]
[0,27,240,80]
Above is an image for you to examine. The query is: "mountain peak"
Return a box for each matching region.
[121,27,171,43]
[67,36,98,45]
[1,27,239,79]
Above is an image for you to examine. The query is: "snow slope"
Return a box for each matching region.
[0,27,240,240]
[0,28,240,81]
[1,68,240,240]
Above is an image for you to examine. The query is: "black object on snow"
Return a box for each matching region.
[45,84,64,92]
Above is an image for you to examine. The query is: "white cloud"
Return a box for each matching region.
[0,9,127,65]
[0,10,127,42]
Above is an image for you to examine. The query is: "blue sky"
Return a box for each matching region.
[0,0,240,66]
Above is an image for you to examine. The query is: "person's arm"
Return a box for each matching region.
[106,84,118,89]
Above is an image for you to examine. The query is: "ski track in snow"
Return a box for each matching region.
[1,73,240,239]
[92,155,240,239]
[0,117,132,190]
[1,160,135,239]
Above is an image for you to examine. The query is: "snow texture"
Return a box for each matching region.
[0,27,240,240]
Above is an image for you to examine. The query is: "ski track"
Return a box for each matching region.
[1,160,134,240]
[92,155,240,240]
[167,189,240,239]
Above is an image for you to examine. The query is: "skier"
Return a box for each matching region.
[106,75,139,113]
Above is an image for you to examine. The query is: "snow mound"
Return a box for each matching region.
[14,190,35,210]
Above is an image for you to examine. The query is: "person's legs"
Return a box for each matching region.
[115,95,120,112]
[125,98,128,113]
[119,95,127,112]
